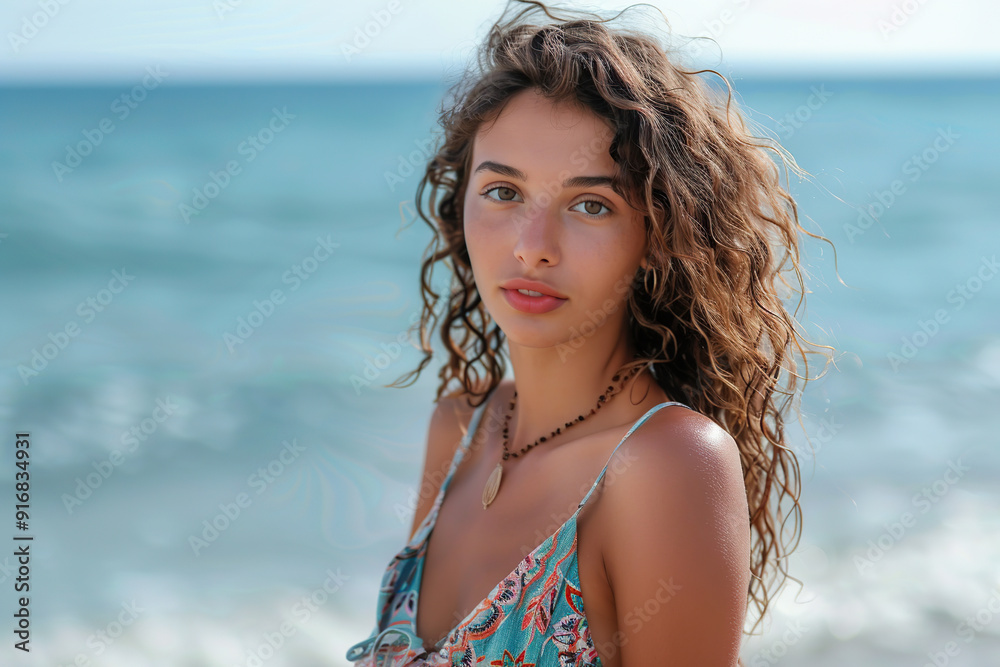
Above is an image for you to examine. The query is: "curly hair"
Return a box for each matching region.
[387,0,836,645]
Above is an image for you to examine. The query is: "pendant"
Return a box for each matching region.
[482,461,503,509]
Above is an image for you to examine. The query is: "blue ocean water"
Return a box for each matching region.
[0,77,997,665]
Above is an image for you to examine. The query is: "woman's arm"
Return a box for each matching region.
[601,410,751,666]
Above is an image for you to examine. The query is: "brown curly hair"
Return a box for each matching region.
[387,0,836,645]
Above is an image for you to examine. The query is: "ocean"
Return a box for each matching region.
[0,75,998,665]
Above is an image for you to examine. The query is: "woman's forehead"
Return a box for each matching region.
[471,91,617,179]
[478,88,612,141]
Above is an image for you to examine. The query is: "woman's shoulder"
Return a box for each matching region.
[594,404,750,664]
[423,381,505,470]
[408,382,506,539]
[435,379,509,439]
[613,404,743,501]
[408,391,475,539]
[429,389,478,448]
[437,379,493,419]
[598,401,749,575]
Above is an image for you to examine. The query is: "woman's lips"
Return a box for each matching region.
[501,287,567,314]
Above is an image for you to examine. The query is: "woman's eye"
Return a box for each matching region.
[483,186,522,202]
[481,186,611,219]
[571,199,612,218]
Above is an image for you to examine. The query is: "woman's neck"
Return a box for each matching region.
[503,340,654,452]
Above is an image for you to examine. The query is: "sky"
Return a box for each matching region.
[2,0,999,83]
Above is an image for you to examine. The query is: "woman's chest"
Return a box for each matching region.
[416,433,623,664]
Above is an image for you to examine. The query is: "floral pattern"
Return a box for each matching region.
[346,394,692,667]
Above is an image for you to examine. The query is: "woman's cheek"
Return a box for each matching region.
[464,204,495,270]
[467,205,507,250]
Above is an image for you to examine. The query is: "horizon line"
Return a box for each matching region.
[1,56,997,85]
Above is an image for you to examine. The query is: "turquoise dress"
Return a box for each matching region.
[346,388,694,666]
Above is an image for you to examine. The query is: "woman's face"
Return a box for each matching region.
[463,87,648,349]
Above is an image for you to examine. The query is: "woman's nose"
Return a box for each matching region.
[512,207,560,267]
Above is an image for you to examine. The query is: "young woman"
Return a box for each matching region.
[347,1,831,665]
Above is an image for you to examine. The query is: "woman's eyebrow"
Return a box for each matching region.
[473,160,615,190]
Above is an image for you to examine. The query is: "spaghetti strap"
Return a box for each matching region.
[346,394,695,664]
[437,390,496,498]
[442,392,692,513]
[344,390,499,663]
[576,400,694,512]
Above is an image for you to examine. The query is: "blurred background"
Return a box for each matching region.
[0,1,998,665]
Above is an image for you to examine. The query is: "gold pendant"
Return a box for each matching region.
[482,461,503,509]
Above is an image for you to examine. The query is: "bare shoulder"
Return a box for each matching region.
[598,405,750,666]
[431,381,503,459]
[407,385,496,540]
[428,390,478,455]
[624,404,744,479]
[606,403,749,545]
